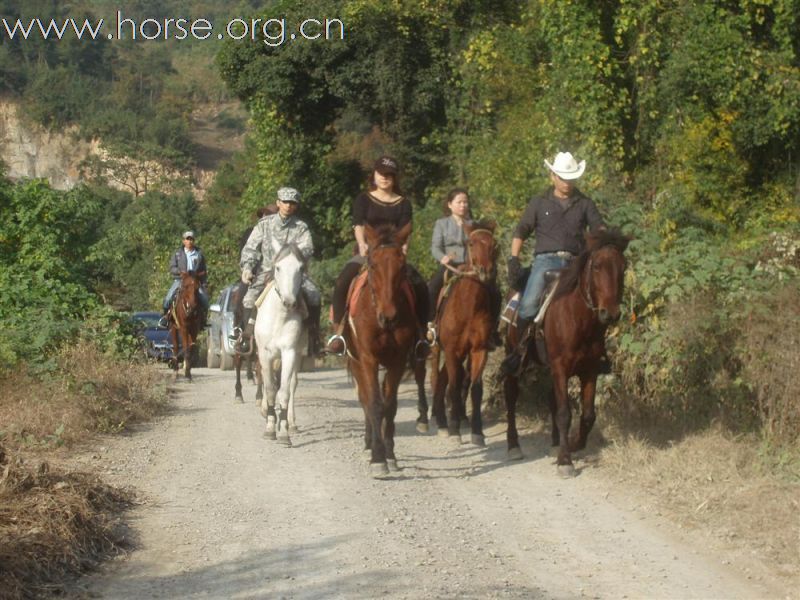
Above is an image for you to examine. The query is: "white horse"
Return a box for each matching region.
[253,241,308,446]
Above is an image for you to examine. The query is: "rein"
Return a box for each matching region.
[578,244,624,314]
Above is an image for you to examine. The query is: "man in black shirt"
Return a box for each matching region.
[500,151,605,375]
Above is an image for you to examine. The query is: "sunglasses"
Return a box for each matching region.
[185,237,195,241]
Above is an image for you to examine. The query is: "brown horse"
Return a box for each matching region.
[503,229,629,476]
[169,271,203,381]
[424,223,498,445]
[345,222,418,477]
[230,282,263,404]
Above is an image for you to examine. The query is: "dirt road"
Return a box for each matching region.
[73,367,788,599]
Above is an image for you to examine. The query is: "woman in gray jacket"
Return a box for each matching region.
[427,188,501,346]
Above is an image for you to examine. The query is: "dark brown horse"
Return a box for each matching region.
[345,223,418,477]
[423,223,498,445]
[169,271,203,381]
[230,282,263,404]
[503,229,629,476]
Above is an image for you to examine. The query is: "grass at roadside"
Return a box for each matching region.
[0,340,169,598]
[598,428,799,585]
[0,340,169,452]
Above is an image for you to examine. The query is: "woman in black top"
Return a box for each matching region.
[325,156,429,356]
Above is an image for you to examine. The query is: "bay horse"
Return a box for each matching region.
[503,229,629,476]
[345,223,418,477]
[169,271,203,381]
[253,241,308,446]
[423,222,497,446]
[230,282,263,405]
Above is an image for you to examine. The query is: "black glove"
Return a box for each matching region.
[507,256,521,286]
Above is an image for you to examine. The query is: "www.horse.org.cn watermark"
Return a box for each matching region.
[1,12,346,46]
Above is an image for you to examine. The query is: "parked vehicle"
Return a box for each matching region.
[131,311,174,362]
[207,283,239,370]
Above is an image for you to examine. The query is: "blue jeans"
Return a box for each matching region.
[517,253,571,320]
[163,280,209,311]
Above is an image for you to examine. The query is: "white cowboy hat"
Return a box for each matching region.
[544,151,586,180]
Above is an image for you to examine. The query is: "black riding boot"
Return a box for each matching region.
[498,317,532,378]
[307,303,322,358]
[236,307,256,353]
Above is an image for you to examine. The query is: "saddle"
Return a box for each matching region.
[499,270,562,365]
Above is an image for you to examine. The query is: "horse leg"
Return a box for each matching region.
[504,372,523,460]
[182,331,192,381]
[381,364,404,472]
[354,359,387,476]
[275,348,297,446]
[259,346,278,439]
[246,354,255,382]
[169,326,180,378]
[432,362,449,433]
[254,358,263,404]
[459,358,470,430]
[468,350,488,447]
[234,354,244,403]
[552,369,575,477]
[287,369,298,433]
[415,351,429,433]
[570,374,598,452]
[444,352,464,441]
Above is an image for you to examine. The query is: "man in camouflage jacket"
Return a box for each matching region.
[237,187,322,356]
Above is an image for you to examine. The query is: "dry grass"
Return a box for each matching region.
[0,341,167,597]
[0,444,134,599]
[0,340,169,452]
[599,427,800,583]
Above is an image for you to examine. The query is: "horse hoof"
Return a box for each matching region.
[437,428,450,438]
[416,422,429,434]
[386,459,401,472]
[370,462,390,478]
[277,435,292,447]
[558,464,577,478]
[470,434,485,447]
[234,395,244,404]
[507,447,523,461]
[263,430,276,441]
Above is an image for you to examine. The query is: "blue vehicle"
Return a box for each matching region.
[131,311,175,362]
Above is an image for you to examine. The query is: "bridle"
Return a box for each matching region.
[444,228,496,281]
[366,241,405,311]
[580,245,625,314]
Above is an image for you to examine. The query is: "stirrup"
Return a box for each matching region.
[325,334,347,357]
[229,326,242,342]
[414,339,431,361]
[158,315,169,328]
[236,336,254,355]
[425,322,437,346]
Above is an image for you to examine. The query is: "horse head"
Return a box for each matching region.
[365,222,412,331]
[464,221,497,283]
[583,229,630,325]
[179,271,201,317]
[272,240,306,310]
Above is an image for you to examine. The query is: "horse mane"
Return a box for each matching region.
[553,228,629,299]
[371,224,401,247]
[274,243,307,266]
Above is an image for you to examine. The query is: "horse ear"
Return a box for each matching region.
[395,222,412,246]
[463,221,474,235]
[271,237,282,256]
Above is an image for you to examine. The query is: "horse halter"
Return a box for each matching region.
[580,245,624,315]
[366,241,405,314]
[445,228,496,281]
